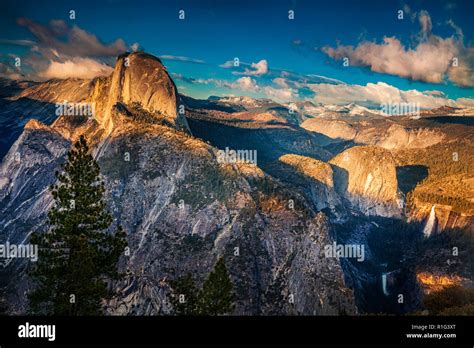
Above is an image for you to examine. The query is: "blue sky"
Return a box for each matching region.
[0,0,473,106]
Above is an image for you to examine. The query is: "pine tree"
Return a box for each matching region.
[169,273,199,315]
[29,135,127,315]
[198,257,234,315]
[168,258,235,315]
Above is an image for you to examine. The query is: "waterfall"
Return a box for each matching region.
[423,205,437,237]
[382,273,389,296]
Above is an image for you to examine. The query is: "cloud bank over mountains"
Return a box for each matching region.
[322,10,474,87]
[37,57,114,80]
[308,82,474,108]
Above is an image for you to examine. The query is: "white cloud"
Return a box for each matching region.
[176,71,473,107]
[308,82,463,108]
[323,36,460,84]
[241,59,268,76]
[226,77,259,92]
[322,11,474,87]
[220,59,269,76]
[38,58,113,80]
[263,86,298,102]
[447,46,474,87]
[225,77,297,102]
[273,77,289,88]
[183,75,296,102]
[219,60,235,68]
[456,98,474,107]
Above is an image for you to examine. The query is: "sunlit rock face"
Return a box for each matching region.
[93,52,189,133]
[416,272,464,294]
[330,146,403,218]
[301,118,445,150]
[277,154,342,213]
[1,52,189,149]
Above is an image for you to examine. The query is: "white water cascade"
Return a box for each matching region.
[382,273,389,296]
[423,205,437,238]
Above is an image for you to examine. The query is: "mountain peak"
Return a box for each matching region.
[75,51,189,135]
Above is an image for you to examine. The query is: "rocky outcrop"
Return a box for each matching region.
[372,124,444,150]
[0,120,70,249]
[10,78,94,104]
[278,154,341,213]
[92,52,189,133]
[301,118,445,150]
[329,146,403,217]
[301,118,357,141]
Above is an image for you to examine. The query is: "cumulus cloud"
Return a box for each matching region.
[38,57,114,80]
[225,77,259,92]
[241,59,268,76]
[323,36,459,84]
[456,98,474,107]
[223,77,298,102]
[273,77,290,88]
[447,46,474,87]
[262,86,298,102]
[308,82,463,108]
[220,59,268,76]
[322,11,474,87]
[174,70,473,107]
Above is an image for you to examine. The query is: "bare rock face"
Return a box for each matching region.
[93,52,189,133]
[280,154,333,187]
[371,124,444,150]
[0,120,70,247]
[11,78,94,104]
[330,146,403,218]
[301,118,444,150]
[278,154,341,212]
[301,118,357,141]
